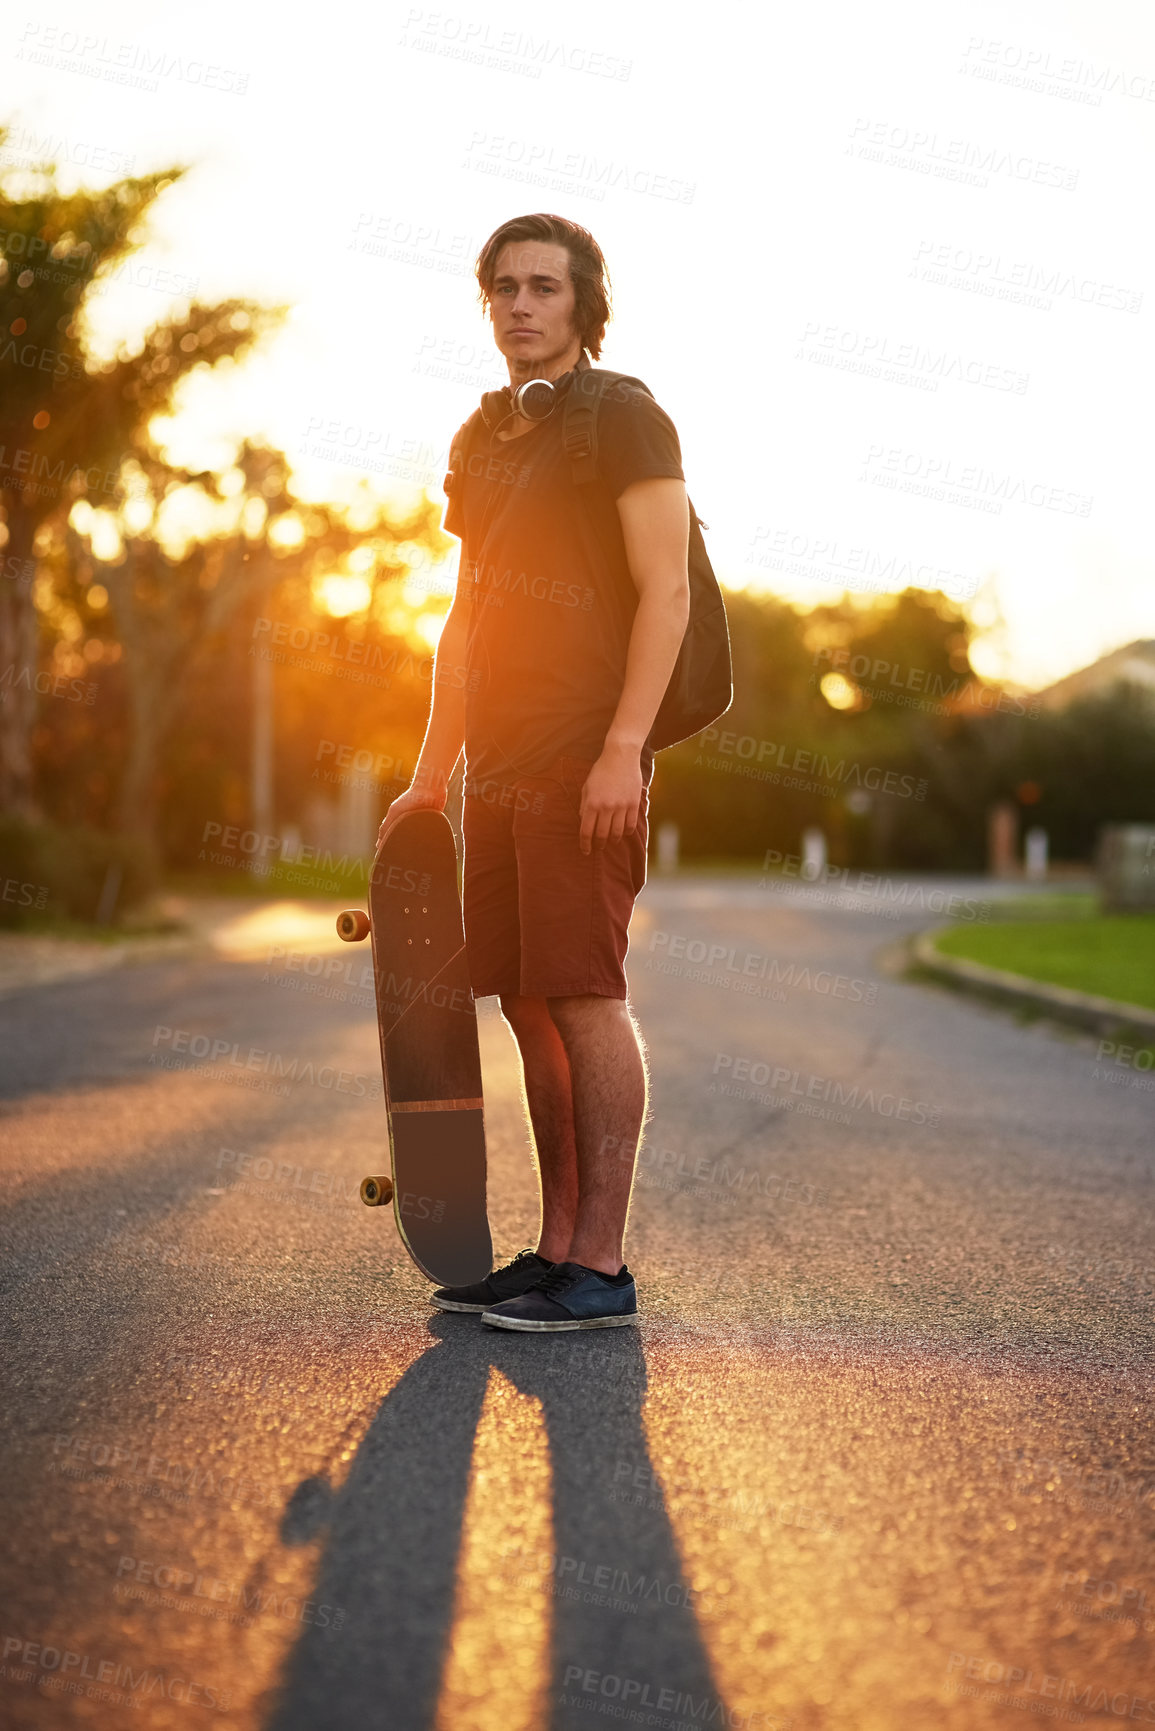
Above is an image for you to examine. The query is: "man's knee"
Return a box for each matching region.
[499,992,552,1037]
[546,993,628,1035]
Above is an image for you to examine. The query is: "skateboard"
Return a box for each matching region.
[336,808,492,1287]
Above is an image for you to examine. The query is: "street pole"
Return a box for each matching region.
[251,570,274,847]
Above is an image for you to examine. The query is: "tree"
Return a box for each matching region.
[53,439,446,872]
[651,586,993,866]
[0,129,281,815]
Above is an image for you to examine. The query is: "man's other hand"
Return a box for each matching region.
[579,743,643,854]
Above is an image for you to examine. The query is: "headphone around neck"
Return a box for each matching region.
[479,355,591,434]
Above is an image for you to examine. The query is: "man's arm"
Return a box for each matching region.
[579,475,691,854]
[377,587,469,838]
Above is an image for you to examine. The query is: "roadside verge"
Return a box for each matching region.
[0,897,355,999]
[910,927,1155,1041]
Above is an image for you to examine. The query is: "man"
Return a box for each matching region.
[382,213,690,1331]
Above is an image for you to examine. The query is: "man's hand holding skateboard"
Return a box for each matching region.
[377,764,450,845]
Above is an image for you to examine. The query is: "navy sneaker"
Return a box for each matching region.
[431,1249,554,1313]
[482,1261,638,1331]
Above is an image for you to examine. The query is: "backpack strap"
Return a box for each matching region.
[562,369,608,486]
[562,369,653,487]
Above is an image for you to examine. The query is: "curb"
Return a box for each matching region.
[911,929,1155,1040]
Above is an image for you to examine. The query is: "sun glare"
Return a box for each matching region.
[414,611,447,650]
[314,573,373,617]
[819,672,862,711]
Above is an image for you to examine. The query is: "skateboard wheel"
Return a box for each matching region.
[337,909,371,942]
[360,1175,394,1207]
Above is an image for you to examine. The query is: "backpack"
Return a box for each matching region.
[561,367,732,751]
[444,367,733,753]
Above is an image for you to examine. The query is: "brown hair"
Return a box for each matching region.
[475,213,611,360]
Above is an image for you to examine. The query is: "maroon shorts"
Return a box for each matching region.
[462,755,649,1001]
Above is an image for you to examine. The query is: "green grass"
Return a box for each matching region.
[934,915,1155,1011]
[0,909,187,943]
[162,866,364,902]
[981,892,1097,921]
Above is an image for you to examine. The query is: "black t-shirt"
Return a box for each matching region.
[442,373,684,789]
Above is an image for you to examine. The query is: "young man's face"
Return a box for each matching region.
[489,240,584,381]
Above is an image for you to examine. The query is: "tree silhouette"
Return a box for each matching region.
[52,438,447,872]
[0,129,281,815]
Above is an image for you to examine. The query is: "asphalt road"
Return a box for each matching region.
[1,875,1152,1731]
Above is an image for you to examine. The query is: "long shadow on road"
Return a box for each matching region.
[268,1318,720,1731]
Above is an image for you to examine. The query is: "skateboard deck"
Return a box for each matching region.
[336,809,492,1287]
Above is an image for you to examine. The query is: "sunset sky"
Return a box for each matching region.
[8,0,1154,688]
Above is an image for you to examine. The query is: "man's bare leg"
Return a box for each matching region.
[545,994,648,1276]
[498,994,579,1264]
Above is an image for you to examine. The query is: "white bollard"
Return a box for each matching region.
[656,822,680,874]
[1025,827,1048,882]
[802,827,827,882]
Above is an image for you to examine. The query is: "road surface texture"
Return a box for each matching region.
[1,874,1151,1731]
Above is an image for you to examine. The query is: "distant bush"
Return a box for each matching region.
[0,818,153,928]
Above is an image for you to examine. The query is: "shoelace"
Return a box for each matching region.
[504,1248,542,1273]
[534,1264,585,1297]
